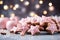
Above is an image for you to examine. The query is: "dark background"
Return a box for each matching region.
[0,0,60,17]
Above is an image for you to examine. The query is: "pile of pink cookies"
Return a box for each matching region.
[0,16,60,36]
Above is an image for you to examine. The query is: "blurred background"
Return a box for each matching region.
[0,0,60,18]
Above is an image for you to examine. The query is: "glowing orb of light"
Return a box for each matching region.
[43,10,48,15]
[3,5,9,10]
[20,0,24,2]
[24,1,29,6]
[1,14,4,18]
[35,4,40,9]
[15,4,19,8]
[49,6,54,11]
[39,0,43,4]
[0,1,3,5]
[48,2,52,6]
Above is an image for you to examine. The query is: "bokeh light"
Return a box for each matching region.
[1,14,4,18]
[43,10,47,15]
[48,2,52,6]
[0,1,3,5]
[3,5,9,10]
[39,0,43,4]
[21,8,26,13]
[35,4,40,9]
[49,6,54,11]
[10,5,13,8]
[29,11,38,17]
[14,4,19,8]
[10,13,15,17]
[24,1,29,6]
[20,0,24,2]
[13,7,17,10]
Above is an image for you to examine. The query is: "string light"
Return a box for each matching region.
[20,0,24,2]
[39,0,43,4]
[43,10,47,15]
[0,1,3,5]
[49,6,54,11]
[48,2,52,6]
[3,5,9,10]
[35,4,40,9]
[24,1,29,6]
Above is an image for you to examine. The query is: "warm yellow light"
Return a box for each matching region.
[29,11,36,17]
[39,0,43,4]
[49,6,54,11]
[48,2,52,6]
[29,11,38,17]
[20,0,24,2]
[10,5,13,8]
[0,1,3,5]
[24,1,29,6]
[1,14,4,18]
[35,4,40,9]
[3,5,9,10]
[34,14,38,17]
[15,4,19,8]
[10,13,15,17]
[43,10,47,15]
[13,7,17,10]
